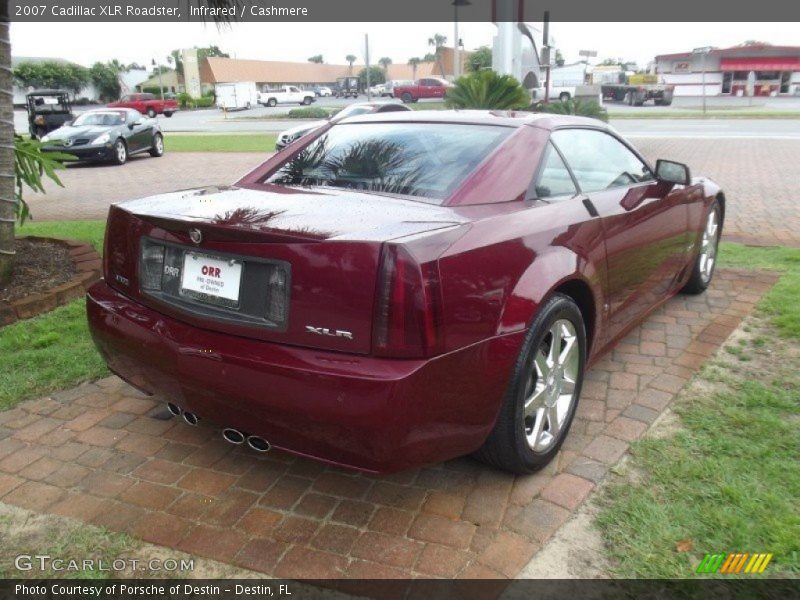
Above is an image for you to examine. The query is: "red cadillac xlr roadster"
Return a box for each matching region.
[87,110,723,474]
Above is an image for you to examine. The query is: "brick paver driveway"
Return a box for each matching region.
[26,139,800,248]
[26,152,265,222]
[0,270,777,580]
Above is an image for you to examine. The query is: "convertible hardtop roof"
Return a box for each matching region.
[340,109,609,131]
[26,89,70,96]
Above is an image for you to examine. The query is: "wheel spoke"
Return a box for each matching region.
[559,335,578,369]
[534,350,550,380]
[548,323,563,366]
[546,405,561,437]
[561,376,576,396]
[524,384,546,417]
[528,407,546,447]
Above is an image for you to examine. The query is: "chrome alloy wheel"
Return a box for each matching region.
[116,141,127,163]
[699,208,720,284]
[524,319,580,453]
[154,135,164,155]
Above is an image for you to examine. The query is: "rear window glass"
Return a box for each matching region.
[264,123,511,203]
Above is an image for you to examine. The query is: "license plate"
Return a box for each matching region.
[180,252,242,306]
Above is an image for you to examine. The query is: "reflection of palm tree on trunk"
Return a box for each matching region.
[0,21,13,283]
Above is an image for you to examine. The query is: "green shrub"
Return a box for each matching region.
[534,98,609,122]
[287,107,331,119]
[445,70,530,110]
[177,92,192,109]
[194,96,214,108]
[141,86,163,96]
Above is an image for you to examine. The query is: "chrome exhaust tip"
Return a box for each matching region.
[246,436,271,453]
[166,402,182,417]
[222,428,245,445]
[183,411,199,426]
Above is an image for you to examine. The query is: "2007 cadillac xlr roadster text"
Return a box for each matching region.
[86,110,723,474]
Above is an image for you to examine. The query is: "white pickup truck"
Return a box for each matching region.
[258,86,316,107]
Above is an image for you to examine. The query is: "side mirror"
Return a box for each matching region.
[655,159,691,186]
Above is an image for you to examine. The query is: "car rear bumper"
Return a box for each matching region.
[86,281,523,473]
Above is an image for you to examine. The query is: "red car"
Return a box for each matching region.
[108,93,178,118]
[393,77,451,103]
[87,111,723,474]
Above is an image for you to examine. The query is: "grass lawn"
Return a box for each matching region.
[165,133,277,153]
[2,220,108,410]
[595,242,800,578]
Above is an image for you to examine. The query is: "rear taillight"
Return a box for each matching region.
[373,244,443,358]
[140,242,165,290]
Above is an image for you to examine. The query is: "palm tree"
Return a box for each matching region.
[0,21,13,283]
[445,70,530,110]
[378,57,392,74]
[427,33,447,78]
[308,55,324,64]
[407,57,421,80]
[345,54,357,76]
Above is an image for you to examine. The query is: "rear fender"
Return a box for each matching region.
[497,247,602,339]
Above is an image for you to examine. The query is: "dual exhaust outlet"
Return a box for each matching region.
[166,402,270,453]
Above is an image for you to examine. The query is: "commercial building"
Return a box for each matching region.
[655,44,800,97]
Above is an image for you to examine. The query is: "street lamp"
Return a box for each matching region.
[452,0,471,79]
[693,46,712,116]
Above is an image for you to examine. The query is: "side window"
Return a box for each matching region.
[532,143,577,199]
[551,129,653,193]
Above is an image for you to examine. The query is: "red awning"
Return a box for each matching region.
[720,57,800,71]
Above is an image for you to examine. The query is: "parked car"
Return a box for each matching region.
[368,83,387,96]
[313,86,333,97]
[25,89,74,139]
[87,111,723,474]
[393,77,451,103]
[383,79,414,98]
[40,108,163,165]
[215,82,259,110]
[274,102,411,150]
[334,76,360,98]
[259,86,316,107]
[108,93,178,118]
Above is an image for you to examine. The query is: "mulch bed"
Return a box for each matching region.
[0,236,102,326]
[0,239,75,304]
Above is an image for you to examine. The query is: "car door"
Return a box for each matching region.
[551,127,690,346]
[125,110,151,152]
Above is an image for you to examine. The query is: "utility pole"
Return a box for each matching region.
[693,46,712,116]
[365,33,371,100]
[152,59,164,100]
[452,0,471,79]
[542,11,551,103]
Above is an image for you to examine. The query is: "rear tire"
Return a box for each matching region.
[682,201,722,294]
[302,97,312,105]
[401,92,413,104]
[475,294,586,474]
[267,98,277,107]
[146,108,157,118]
[164,111,174,117]
[559,92,571,102]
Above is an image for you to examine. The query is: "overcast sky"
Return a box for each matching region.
[10,21,799,69]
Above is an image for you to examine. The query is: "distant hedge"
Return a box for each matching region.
[287,107,332,119]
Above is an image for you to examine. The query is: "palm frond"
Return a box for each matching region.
[445,70,530,110]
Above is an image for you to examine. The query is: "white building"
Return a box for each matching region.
[655,44,800,97]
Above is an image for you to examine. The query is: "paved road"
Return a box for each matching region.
[612,119,800,139]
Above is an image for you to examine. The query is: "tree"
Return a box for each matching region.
[445,70,529,110]
[468,46,492,72]
[345,54,357,75]
[428,33,447,77]
[378,57,392,72]
[408,57,422,80]
[358,66,385,89]
[89,62,122,101]
[169,45,229,74]
[599,58,625,66]
[13,60,89,97]
[536,98,608,122]
[0,21,12,282]
[308,55,324,64]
